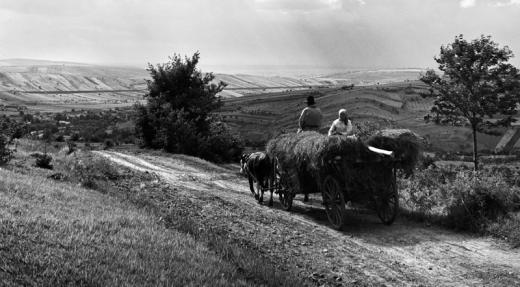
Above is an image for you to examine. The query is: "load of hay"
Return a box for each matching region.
[366,129,422,175]
[267,132,375,172]
[266,129,421,192]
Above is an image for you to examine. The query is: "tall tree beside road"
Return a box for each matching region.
[421,35,520,170]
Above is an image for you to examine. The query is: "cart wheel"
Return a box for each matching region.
[279,189,294,211]
[375,181,398,225]
[278,175,294,210]
[321,175,346,230]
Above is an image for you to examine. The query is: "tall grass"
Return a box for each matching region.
[64,152,307,286]
[399,166,520,246]
[0,168,270,286]
[3,139,308,286]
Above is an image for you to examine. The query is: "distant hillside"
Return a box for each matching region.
[0,59,148,91]
[0,59,148,112]
[216,68,425,98]
[219,81,510,153]
[0,59,426,111]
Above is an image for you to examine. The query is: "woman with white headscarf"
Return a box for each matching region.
[328,108,353,136]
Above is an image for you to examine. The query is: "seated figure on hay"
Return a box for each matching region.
[298,95,323,133]
[328,108,354,136]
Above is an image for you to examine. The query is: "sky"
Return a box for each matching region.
[0,0,519,72]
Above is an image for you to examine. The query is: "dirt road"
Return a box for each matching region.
[97,150,520,286]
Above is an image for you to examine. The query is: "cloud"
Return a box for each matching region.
[460,0,476,8]
[254,0,364,12]
[491,0,520,6]
[254,0,339,11]
[1,0,520,68]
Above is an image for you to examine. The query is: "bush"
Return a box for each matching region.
[68,153,120,191]
[104,139,115,149]
[70,133,80,141]
[0,134,13,165]
[200,121,244,162]
[34,153,53,169]
[400,167,520,233]
[486,213,520,247]
[67,140,77,155]
[445,172,520,231]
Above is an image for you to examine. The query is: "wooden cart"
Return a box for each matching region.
[272,149,399,230]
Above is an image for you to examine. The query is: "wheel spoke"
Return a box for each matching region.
[322,176,345,229]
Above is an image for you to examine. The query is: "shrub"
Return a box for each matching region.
[34,153,53,169]
[400,167,520,233]
[104,139,115,149]
[419,155,436,170]
[200,121,244,162]
[70,133,80,141]
[68,153,120,191]
[445,172,520,231]
[67,140,77,155]
[0,134,13,165]
[486,213,520,247]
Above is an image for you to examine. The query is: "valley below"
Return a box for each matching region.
[0,58,517,154]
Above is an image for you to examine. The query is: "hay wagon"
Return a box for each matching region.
[266,130,419,230]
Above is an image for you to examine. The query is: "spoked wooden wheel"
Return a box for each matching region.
[321,175,346,230]
[278,175,294,211]
[375,178,399,225]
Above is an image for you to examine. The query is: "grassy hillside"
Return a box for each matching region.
[0,141,305,286]
[0,169,253,285]
[0,59,148,112]
[219,81,507,153]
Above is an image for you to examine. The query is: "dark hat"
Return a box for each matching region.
[306,95,316,106]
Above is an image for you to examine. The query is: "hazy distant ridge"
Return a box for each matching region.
[0,59,424,100]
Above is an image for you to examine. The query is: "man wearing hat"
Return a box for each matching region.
[298,95,323,133]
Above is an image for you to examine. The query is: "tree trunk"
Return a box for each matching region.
[472,125,478,171]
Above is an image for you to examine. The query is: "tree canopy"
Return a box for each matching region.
[135,52,243,162]
[420,35,520,169]
[145,52,225,131]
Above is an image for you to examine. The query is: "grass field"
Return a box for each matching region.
[0,168,264,286]
[0,141,306,286]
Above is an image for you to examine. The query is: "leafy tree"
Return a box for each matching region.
[0,117,26,164]
[145,52,225,130]
[0,135,13,165]
[135,52,243,162]
[421,35,520,170]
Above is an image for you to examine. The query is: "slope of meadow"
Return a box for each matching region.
[0,169,255,286]
[0,141,305,286]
